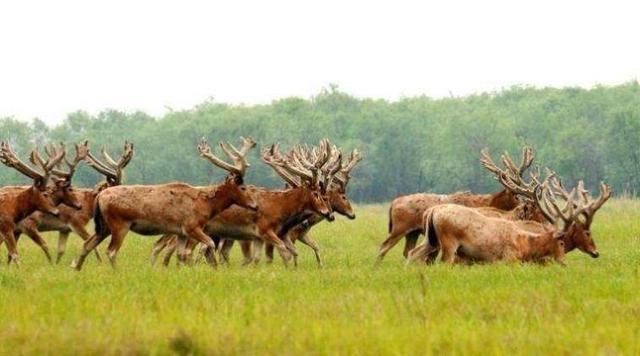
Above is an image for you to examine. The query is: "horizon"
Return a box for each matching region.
[3,79,639,125]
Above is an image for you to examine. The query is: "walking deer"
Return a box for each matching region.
[71,137,259,270]
[258,147,362,266]
[151,140,338,267]
[0,142,81,265]
[15,141,133,263]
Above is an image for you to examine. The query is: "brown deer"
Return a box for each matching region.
[376,147,535,264]
[14,141,133,263]
[408,172,611,265]
[0,142,82,265]
[152,140,338,267]
[71,137,259,270]
[258,148,362,266]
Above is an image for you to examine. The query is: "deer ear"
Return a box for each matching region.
[54,177,70,188]
[34,177,46,190]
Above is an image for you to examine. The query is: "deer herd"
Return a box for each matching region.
[0,137,611,270]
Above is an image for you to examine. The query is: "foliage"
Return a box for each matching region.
[2,82,640,201]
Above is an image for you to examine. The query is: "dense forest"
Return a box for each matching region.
[2,82,640,202]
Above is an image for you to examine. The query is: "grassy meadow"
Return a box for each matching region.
[0,201,639,355]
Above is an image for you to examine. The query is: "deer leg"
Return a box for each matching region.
[250,240,264,265]
[403,231,421,259]
[105,223,131,269]
[264,243,274,264]
[73,222,114,271]
[237,240,252,265]
[174,236,187,266]
[22,227,53,264]
[151,235,172,266]
[219,239,234,265]
[56,231,70,264]
[185,228,217,267]
[406,242,439,265]
[0,226,19,266]
[439,238,458,265]
[70,221,102,263]
[298,234,323,267]
[163,240,178,267]
[376,229,409,265]
[262,230,291,267]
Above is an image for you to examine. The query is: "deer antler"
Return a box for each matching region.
[198,137,256,177]
[480,147,538,200]
[321,145,343,193]
[85,141,134,186]
[261,143,300,187]
[50,140,89,182]
[0,141,66,186]
[333,148,362,188]
[575,181,612,226]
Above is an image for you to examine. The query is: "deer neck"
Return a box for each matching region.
[560,226,578,253]
[14,187,40,222]
[522,232,557,260]
[268,187,313,222]
[489,189,517,210]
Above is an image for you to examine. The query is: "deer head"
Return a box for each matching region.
[0,141,71,216]
[44,141,90,210]
[327,148,362,220]
[263,140,335,221]
[528,172,611,258]
[197,136,258,211]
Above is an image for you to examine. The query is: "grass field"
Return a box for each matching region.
[1,200,639,355]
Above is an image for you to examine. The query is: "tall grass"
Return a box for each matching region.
[1,201,639,355]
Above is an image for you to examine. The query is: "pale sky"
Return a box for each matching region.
[1,0,638,125]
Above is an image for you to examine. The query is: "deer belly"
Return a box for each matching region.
[38,217,70,232]
[205,222,259,240]
[130,220,181,236]
[457,242,500,262]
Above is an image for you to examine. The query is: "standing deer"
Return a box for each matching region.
[14,141,134,263]
[151,140,338,267]
[71,137,259,270]
[0,142,82,265]
[376,147,535,264]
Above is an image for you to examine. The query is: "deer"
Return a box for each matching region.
[151,140,338,267]
[256,147,362,266]
[71,137,260,271]
[14,141,133,264]
[376,147,535,264]
[408,170,611,265]
[0,141,83,265]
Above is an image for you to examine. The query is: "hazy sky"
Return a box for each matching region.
[1,0,638,125]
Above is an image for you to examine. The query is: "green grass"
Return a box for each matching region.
[1,201,639,355]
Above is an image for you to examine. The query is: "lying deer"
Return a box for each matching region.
[14,141,133,263]
[408,171,610,265]
[71,137,259,270]
[376,147,535,264]
[0,142,82,265]
[151,140,338,267]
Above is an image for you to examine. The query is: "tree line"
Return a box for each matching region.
[2,82,640,202]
